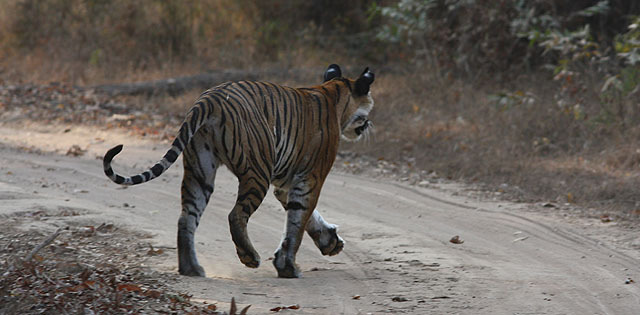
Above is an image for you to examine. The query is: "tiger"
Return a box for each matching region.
[103,64,375,278]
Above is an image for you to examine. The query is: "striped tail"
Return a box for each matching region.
[103,103,207,186]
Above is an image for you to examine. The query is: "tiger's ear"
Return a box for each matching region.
[354,67,375,96]
[323,64,342,82]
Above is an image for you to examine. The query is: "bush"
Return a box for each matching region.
[374,0,640,78]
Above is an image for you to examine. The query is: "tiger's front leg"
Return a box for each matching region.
[306,210,344,256]
[273,188,344,257]
[273,180,322,278]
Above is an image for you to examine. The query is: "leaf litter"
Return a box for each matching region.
[0,82,183,141]
[0,219,244,314]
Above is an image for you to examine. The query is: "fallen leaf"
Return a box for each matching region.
[64,283,89,292]
[66,144,86,157]
[600,215,612,223]
[84,280,99,290]
[567,192,574,203]
[117,283,142,292]
[74,226,96,237]
[352,295,361,300]
[449,235,464,244]
[96,223,115,233]
[147,244,164,256]
[270,304,300,312]
[392,296,409,302]
[143,290,162,298]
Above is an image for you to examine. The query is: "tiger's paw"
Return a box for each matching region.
[273,249,301,278]
[179,263,206,277]
[236,247,261,268]
[318,227,345,256]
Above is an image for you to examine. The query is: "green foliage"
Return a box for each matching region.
[373,0,554,77]
[615,17,640,66]
[373,0,640,79]
[376,0,436,45]
[489,1,640,131]
[488,90,536,111]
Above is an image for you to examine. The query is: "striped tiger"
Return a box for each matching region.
[103,64,375,278]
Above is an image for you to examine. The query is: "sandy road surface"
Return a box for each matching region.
[1,125,639,314]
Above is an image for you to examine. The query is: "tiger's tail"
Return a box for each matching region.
[103,103,208,186]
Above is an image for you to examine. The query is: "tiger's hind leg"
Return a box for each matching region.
[178,136,218,277]
[273,188,344,256]
[228,173,269,268]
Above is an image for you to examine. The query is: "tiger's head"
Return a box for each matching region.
[323,64,375,142]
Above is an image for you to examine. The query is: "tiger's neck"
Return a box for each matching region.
[313,79,352,132]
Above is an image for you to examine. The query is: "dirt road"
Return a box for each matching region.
[1,125,639,314]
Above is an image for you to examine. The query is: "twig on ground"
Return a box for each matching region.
[230,297,251,315]
[25,227,68,262]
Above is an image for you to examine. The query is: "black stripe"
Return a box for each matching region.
[182,199,197,209]
[242,204,252,215]
[190,107,200,134]
[105,168,114,176]
[237,187,263,202]
[132,175,143,184]
[164,149,179,163]
[243,175,269,196]
[236,82,258,106]
[197,101,208,125]
[151,164,164,177]
[286,201,305,210]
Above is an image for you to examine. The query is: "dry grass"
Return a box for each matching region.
[338,69,640,222]
[0,0,372,85]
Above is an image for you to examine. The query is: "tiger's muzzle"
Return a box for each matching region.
[355,119,372,136]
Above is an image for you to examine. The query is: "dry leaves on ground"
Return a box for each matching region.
[0,219,231,314]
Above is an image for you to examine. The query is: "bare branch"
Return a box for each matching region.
[25,227,67,262]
